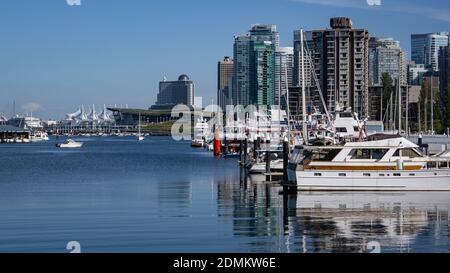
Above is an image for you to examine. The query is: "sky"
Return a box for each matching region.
[0,0,449,120]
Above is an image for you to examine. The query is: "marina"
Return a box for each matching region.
[0,136,449,253]
[1,0,449,258]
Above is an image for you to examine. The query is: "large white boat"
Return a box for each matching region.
[287,136,450,191]
[191,117,209,148]
[30,131,49,142]
[56,139,83,148]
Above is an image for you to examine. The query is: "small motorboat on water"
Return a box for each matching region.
[191,139,205,148]
[56,139,83,148]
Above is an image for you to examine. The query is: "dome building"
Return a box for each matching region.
[152,74,195,110]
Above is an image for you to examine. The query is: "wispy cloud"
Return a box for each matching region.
[21,102,43,113]
[290,0,376,9]
[291,0,450,23]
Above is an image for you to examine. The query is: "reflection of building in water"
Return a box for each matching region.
[287,192,450,252]
[216,176,287,251]
[216,171,450,252]
[158,181,192,216]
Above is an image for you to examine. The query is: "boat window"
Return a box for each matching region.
[363,173,371,177]
[349,149,388,160]
[336,127,347,133]
[409,173,416,176]
[314,173,322,177]
[401,149,422,158]
[394,173,401,177]
[393,150,400,157]
[311,149,342,161]
[353,126,360,132]
[350,149,371,159]
[379,174,385,177]
[339,173,346,177]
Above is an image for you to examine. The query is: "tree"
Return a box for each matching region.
[445,85,450,132]
[433,90,444,134]
[381,73,393,125]
[418,81,427,132]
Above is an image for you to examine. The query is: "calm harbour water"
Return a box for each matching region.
[0,136,449,253]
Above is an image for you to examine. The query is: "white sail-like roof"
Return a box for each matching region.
[78,105,88,121]
[98,105,112,121]
[66,107,82,120]
[87,105,99,121]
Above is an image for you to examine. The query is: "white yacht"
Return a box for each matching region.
[191,118,209,148]
[30,131,49,142]
[287,136,450,191]
[56,139,83,148]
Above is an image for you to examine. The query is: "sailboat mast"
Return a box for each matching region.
[398,78,402,135]
[138,112,141,135]
[301,29,308,144]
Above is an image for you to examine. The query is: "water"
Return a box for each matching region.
[0,137,449,253]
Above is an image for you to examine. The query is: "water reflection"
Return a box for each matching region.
[158,181,192,217]
[217,173,450,253]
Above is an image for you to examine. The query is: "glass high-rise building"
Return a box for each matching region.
[274,47,293,108]
[249,40,275,107]
[369,37,406,86]
[233,35,252,106]
[411,32,449,71]
[249,24,280,48]
[232,24,278,107]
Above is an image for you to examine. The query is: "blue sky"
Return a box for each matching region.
[0,0,449,119]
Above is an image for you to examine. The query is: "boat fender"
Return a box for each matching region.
[397,158,404,170]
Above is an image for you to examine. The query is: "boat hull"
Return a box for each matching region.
[293,170,450,191]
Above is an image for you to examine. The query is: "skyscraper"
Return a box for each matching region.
[369,37,406,86]
[217,57,234,110]
[310,17,370,117]
[232,24,278,107]
[274,47,293,107]
[249,40,275,107]
[233,35,252,106]
[411,32,449,71]
[249,24,280,48]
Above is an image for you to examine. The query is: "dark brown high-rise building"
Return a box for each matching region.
[217,56,234,110]
[310,17,370,117]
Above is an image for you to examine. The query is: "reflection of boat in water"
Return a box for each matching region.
[286,192,450,252]
[288,137,450,191]
[56,139,83,148]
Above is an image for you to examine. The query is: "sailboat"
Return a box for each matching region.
[137,112,144,141]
